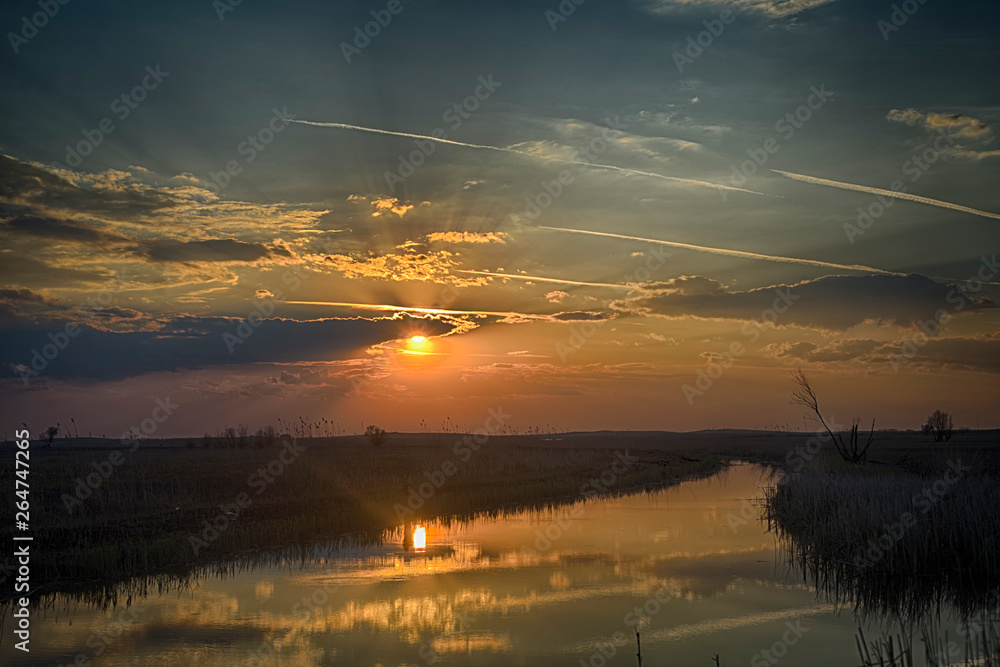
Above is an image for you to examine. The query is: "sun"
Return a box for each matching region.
[409,335,427,344]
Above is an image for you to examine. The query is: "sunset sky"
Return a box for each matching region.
[2,0,998,436]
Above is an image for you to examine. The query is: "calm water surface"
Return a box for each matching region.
[0,463,976,665]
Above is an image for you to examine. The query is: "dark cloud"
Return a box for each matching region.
[616,274,996,330]
[0,288,53,305]
[134,239,287,263]
[0,314,456,382]
[765,336,1000,373]
[551,311,608,321]
[3,255,112,287]
[0,154,177,219]
[3,215,130,245]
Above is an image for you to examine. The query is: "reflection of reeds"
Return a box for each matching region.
[765,452,1000,664]
[0,439,721,605]
[856,616,1000,667]
[764,455,1000,621]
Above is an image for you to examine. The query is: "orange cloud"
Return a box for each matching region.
[426,231,507,244]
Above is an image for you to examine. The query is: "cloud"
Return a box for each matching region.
[545,290,569,303]
[2,215,131,245]
[886,108,999,161]
[549,311,608,321]
[541,226,894,273]
[633,275,725,296]
[134,239,291,263]
[0,314,458,382]
[772,170,1000,221]
[370,197,413,217]
[763,335,1000,373]
[646,0,836,17]
[426,231,507,244]
[293,119,765,195]
[2,255,113,288]
[0,154,329,299]
[887,108,992,140]
[614,274,996,330]
[322,250,488,286]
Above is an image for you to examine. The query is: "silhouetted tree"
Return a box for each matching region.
[43,425,58,448]
[790,369,874,464]
[364,425,387,447]
[924,410,954,442]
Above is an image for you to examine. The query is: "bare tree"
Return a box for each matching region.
[790,369,874,464]
[924,410,954,442]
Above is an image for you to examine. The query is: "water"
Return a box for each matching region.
[0,463,986,665]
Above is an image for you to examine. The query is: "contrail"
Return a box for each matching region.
[773,170,1000,221]
[456,270,633,290]
[291,119,766,196]
[282,300,570,320]
[539,226,897,275]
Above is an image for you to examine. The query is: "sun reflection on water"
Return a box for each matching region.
[413,525,426,550]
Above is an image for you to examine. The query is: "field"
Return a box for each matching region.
[2,428,997,608]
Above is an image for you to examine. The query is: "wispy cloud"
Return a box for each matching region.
[291,119,765,195]
[539,226,897,274]
[773,170,1000,220]
[645,0,836,18]
[456,270,633,290]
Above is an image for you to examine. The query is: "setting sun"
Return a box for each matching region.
[409,335,427,344]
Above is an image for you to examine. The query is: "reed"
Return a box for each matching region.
[763,450,1000,624]
[0,436,722,600]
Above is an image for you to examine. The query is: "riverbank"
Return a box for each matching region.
[0,436,724,600]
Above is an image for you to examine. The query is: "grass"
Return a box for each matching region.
[762,447,1000,623]
[0,434,722,601]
